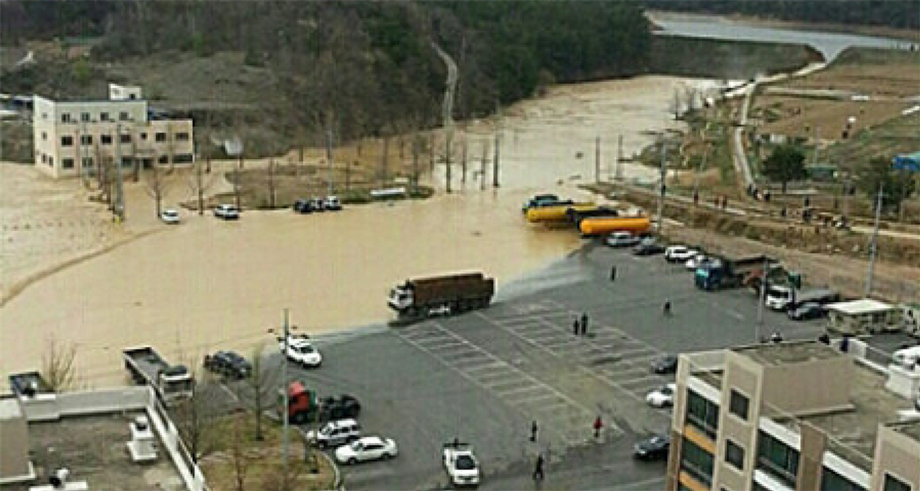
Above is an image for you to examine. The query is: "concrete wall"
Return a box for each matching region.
[0,398,34,484]
[760,355,853,417]
[715,354,763,491]
[870,424,920,491]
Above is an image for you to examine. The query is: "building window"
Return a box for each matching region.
[155,132,167,142]
[729,390,750,420]
[41,154,47,164]
[82,157,94,168]
[686,390,720,438]
[680,438,714,485]
[725,440,744,471]
[120,134,131,144]
[49,157,54,166]
[100,112,110,121]
[158,155,169,164]
[42,112,48,120]
[41,131,47,141]
[119,111,129,121]
[81,112,90,122]
[62,158,74,169]
[101,134,112,145]
[140,132,148,140]
[757,431,799,488]
[61,113,72,123]
[822,467,867,491]
[883,474,911,491]
[176,132,190,141]
[80,135,93,145]
[174,154,194,164]
[61,135,74,146]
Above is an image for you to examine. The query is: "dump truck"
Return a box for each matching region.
[388,272,494,318]
[578,216,651,236]
[282,380,362,425]
[526,202,595,223]
[695,254,773,291]
[123,346,194,405]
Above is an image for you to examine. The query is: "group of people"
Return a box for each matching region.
[572,312,590,336]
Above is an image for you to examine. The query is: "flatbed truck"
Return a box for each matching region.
[123,346,194,405]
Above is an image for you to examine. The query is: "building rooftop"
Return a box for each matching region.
[777,360,915,472]
[5,412,184,491]
[889,420,920,441]
[826,298,895,316]
[734,340,842,366]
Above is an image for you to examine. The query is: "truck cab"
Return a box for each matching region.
[158,365,194,401]
[283,380,320,424]
[388,281,414,312]
[765,285,794,310]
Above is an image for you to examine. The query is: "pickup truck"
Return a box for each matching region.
[443,441,480,487]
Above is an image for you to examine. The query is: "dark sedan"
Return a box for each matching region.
[203,351,252,380]
[633,434,670,460]
[651,354,678,374]
[787,302,827,321]
[633,242,665,256]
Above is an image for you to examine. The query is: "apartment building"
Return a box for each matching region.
[32,84,194,179]
[666,341,920,491]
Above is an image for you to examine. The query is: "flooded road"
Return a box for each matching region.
[1,75,707,386]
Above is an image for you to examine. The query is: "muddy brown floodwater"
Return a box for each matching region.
[1,75,710,387]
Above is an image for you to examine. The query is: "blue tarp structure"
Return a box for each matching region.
[892,152,920,172]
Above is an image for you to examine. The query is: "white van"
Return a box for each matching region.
[892,345,920,368]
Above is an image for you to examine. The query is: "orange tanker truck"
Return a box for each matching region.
[526,202,596,223]
[578,216,651,236]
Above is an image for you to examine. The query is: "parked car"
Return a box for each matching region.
[323,195,342,211]
[606,231,641,247]
[319,394,362,421]
[310,197,326,212]
[213,204,240,220]
[685,254,711,270]
[787,302,827,321]
[522,193,561,213]
[443,441,480,487]
[335,436,398,464]
[633,242,665,256]
[633,434,670,460]
[203,350,251,379]
[665,245,698,263]
[651,354,678,374]
[160,209,181,224]
[279,336,323,367]
[646,383,676,408]
[293,199,314,214]
[306,419,361,449]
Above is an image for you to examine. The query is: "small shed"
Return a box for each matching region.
[826,299,900,335]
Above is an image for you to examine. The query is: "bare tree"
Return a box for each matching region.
[173,379,221,464]
[670,87,683,120]
[247,343,272,442]
[42,336,77,392]
[683,85,700,115]
[189,158,213,215]
[226,417,255,491]
[145,160,170,218]
[233,166,242,210]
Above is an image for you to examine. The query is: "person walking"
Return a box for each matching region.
[580,313,589,336]
[663,300,672,317]
[593,416,603,439]
[530,420,539,442]
[533,453,545,481]
[610,265,617,282]
[572,318,580,336]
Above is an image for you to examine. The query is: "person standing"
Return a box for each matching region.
[580,313,589,336]
[572,318,580,336]
[593,416,603,439]
[610,265,617,282]
[530,420,539,442]
[533,453,545,481]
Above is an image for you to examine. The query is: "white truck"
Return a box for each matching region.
[765,286,839,311]
[442,440,480,487]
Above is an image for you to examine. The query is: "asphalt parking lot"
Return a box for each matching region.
[252,240,827,490]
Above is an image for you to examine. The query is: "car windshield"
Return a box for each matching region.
[661,386,673,395]
[456,455,476,470]
[349,441,363,451]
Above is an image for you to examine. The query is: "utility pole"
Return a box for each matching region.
[325,129,334,196]
[756,257,769,342]
[412,137,420,195]
[492,129,500,188]
[595,136,601,184]
[865,184,883,297]
[114,123,126,222]
[380,136,389,189]
[445,131,452,193]
[694,142,711,203]
[615,135,624,181]
[480,140,489,191]
[655,141,667,234]
[461,136,468,185]
[281,308,291,489]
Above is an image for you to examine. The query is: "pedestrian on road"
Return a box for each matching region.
[610,265,617,282]
[580,313,589,336]
[573,318,580,336]
[533,453,545,481]
[530,420,539,442]
[663,300,672,317]
[593,416,603,439]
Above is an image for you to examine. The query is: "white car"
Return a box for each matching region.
[213,204,240,220]
[160,209,181,224]
[443,441,480,487]
[646,383,677,408]
[606,231,641,247]
[684,253,710,270]
[335,436,398,465]
[665,246,699,263]
[279,336,322,367]
[323,195,342,211]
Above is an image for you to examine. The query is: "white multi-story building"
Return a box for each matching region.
[32,84,194,179]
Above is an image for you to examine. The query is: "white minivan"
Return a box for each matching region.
[892,345,920,368]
